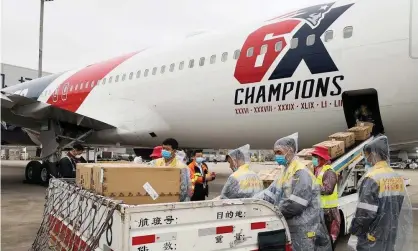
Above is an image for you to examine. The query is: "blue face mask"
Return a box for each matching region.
[312,157,319,167]
[364,159,372,169]
[161,150,172,159]
[275,155,287,166]
[196,157,204,163]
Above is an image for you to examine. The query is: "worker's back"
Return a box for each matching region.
[58,154,77,178]
[221,164,263,199]
[361,167,406,250]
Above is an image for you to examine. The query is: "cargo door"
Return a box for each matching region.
[341,88,384,135]
[411,0,418,58]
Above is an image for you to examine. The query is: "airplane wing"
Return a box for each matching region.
[1,73,115,148]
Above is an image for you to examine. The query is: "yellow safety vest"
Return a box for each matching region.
[316,165,338,208]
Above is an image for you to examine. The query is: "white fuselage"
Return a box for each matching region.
[5,0,418,150]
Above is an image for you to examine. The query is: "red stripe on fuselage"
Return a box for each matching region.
[46,51,138,112]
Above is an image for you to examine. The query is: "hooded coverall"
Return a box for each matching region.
[256,132,332,251]
[220,164,263,199]
[349,161,408,251]
[275,159,332,251]
[155,157,192,202]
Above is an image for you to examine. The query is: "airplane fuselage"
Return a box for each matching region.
[2,0,418,151]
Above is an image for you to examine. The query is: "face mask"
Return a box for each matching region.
[196,157,204,164]
[161,150,172,159]
[275,155,287,166]
[312,157,319,167]
[229,160,238,172]
[364,158,372,169]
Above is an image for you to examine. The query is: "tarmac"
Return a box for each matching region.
[1,160,418,251]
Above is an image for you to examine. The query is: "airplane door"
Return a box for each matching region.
[411,0,418,58]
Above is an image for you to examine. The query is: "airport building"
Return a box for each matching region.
[1,63,52,88]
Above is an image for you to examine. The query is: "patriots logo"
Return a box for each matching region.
[268,2,336,28]
[235,2,354,84]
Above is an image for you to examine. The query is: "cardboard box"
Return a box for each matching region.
[297,148,315,160]
[357,121,374,134]
[300,159,314,173]
[329,132,355,149]
[92,163,181,205]
[258,167,282,188]
[96,160,130,163]
[348,126,370,141]
[76,163,95,190]
[313,140,345,159]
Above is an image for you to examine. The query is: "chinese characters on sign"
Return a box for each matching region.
[216,210,245,220]
[163,241,175,250]
[137,215,177,228]
[137,246,149,251]
[215,235,223,243]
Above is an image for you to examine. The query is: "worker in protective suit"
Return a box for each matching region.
[255,133,332,251]
[348,135,413,251]
[220,144,263,199]
[311,145,341,248]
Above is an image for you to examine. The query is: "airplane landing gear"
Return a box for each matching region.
[24,160,42,184]
[23,119,94,186]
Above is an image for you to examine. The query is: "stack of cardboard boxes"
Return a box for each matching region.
[76,163,181,205]
[258,167,282,188]
[296,121,374,173]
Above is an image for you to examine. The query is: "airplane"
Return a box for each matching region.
[1,0,418,184]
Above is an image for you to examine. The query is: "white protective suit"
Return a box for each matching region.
[176,150,187,163]
[348,135,413,251]
[254,133,332,251]
[220,144,264,199]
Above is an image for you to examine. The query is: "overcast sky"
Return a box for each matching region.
[1,0,324,73]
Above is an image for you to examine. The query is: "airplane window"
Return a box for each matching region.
[109,76,113,83]
[129,72,133,80]
[161,65,166,74]
[102,78,106,85]
[247,47,254,57]
[290,38,298,49]
[115,75,119,82]
[179,61,184,70]
[80,83,84,89]
[307,34,315,46]
[170,63,175,72]
[122,74,126,81]
[199,57,205,66]
[70,85,74,92]
[221,52,228,62]
[75,84,79,90]
[144,69,149,77]
[233,50,240,59]
[210,55,216,64]
[85,82,89,88]
[136,70,141,78]
[189,59,194,68]
[261,45,268,54]
[152,67,157,75]
[324,30,334,42]
[275,41,283,52]
[343,26,353,38]
[91,81,95,88]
